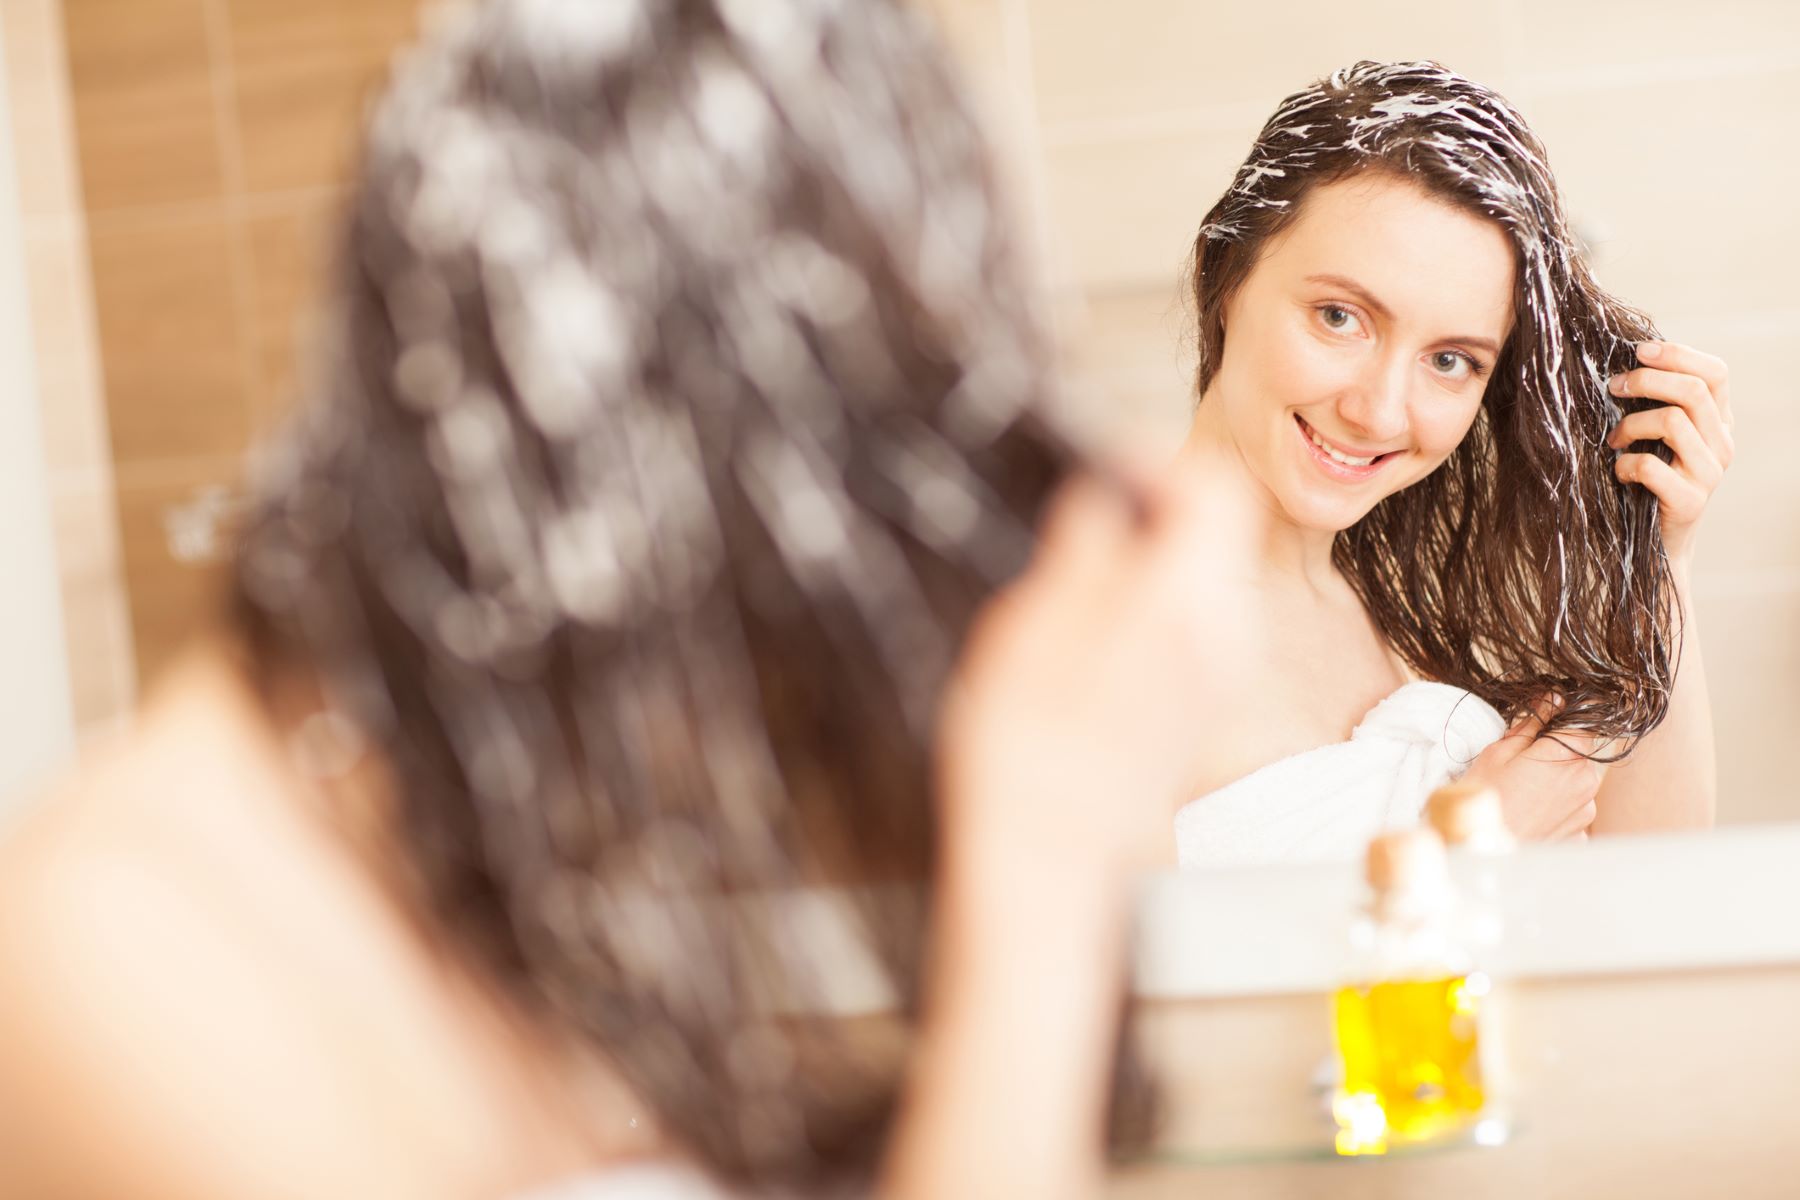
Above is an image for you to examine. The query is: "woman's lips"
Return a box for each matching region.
[1294,414,1399,481]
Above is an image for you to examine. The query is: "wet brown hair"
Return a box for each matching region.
[1188,60,1677,748]
[228,0,1149,1190]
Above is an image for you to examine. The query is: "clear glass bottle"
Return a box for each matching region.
[1426,778,1513,951]
[1426,779,1516,1139]
[1332,828,1489,1156]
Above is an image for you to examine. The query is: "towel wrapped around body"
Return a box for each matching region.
[1174,681,1508,869]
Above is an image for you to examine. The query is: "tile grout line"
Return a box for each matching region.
[1001,0,1067,306]
[1691,569,1800,600]
[73,183,346,240]
[1511,48,1800,97]
[51,452,248,497]
[1036,50,1800,151]
[1496,0,1531,103]
[197,0,270,446]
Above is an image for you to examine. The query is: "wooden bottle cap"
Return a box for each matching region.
[1365,826,1448,895]
[1426,780,1514,850]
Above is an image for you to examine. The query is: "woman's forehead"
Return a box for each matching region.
[1262,175,1517,338]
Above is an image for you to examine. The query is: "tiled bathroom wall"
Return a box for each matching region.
[70,0,420,692]
[3,0,421,732]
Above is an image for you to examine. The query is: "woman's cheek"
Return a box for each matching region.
[1280,344,1358,407]
[1418,401,1483,460]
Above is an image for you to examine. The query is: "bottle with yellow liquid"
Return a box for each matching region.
[1332,827,1489,1156]
[1426,779,1517,1131]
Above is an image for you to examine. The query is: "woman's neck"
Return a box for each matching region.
[1178,400,1343,596]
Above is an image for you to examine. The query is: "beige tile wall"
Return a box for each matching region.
[12,0,422,713]
[63,0,224,212]
[930,1,1800,824]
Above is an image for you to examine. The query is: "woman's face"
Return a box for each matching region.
[1205,171,1516,533]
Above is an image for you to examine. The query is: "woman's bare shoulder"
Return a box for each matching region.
[0,761,422,1200]
[0,774,204,1197]
[1174,579,1416,799]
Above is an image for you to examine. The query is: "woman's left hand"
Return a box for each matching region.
[1606,340,1734,565]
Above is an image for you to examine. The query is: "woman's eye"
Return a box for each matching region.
[1319,305,1361,334]
[1430,350,1475,379]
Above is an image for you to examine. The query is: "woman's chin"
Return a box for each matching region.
[1276,482,1379,535]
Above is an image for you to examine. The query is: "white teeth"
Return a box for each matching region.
[1306,423,1377,468]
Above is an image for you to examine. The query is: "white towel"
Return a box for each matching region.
[516,1165,731,1199]
[1174,681,1507,869]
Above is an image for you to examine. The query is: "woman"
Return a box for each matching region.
[0,2,1246,1197]
[1171,61,1731,868]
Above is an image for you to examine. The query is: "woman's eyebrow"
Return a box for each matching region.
[1305,272,1501,356]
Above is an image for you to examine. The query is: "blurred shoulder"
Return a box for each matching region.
[0,765,189,1197]
[0,755,356,1200]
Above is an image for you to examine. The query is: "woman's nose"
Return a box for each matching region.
[1335,358,1411,443]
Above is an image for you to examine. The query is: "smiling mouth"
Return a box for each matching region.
[1295,415,1402,473]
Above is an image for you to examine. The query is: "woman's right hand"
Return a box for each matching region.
[933,459,1252,887]
[1462,695,1606,840]
[890,460,1251,1200]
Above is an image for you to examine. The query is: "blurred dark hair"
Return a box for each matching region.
[229,0,1149,1189]
[1188,60,1677,749]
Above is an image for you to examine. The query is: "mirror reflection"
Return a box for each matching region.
[0,1,1793,1197]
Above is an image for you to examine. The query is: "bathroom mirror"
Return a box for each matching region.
[6,0,1795,832]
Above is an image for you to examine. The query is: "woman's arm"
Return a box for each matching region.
[880,464,1252,1198]
[880,846,1132,1200]
[1592,563,1716,831]
[1590,339,1731,832]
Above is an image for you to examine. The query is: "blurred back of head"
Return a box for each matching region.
[230,0,1088,1186]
